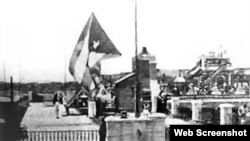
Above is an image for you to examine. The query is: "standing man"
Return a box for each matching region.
[156,86,167,113]
[110,84,119,113]
[62,93,70,116]
[104,85,112,108]
[53,91,64,119]
[95,83,106,118]
[99,116,107,141]
[238,104,248,124]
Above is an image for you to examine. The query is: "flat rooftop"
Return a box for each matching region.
[20,103,100,131]
[20,103,196,131]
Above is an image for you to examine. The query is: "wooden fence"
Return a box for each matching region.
[18,130,100,141]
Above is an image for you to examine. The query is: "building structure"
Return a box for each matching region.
[162,51,250,124]
[114,47,158,112]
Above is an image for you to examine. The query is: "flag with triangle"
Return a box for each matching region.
[69,13,121,91]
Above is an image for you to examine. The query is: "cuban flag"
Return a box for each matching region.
[69,13,121,91]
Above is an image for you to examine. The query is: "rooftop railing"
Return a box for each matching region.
[18,130,100,141]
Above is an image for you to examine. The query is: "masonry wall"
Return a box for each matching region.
[115,55,156,112]
[150,62,157,80]
[105,113,166,141]
[137,59,150,89]
[115,76,135,112]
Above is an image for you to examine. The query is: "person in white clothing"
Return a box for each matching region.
[53,91,64,119]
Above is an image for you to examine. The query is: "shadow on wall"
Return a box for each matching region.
[201,107,220,125]
[177,106,192,121]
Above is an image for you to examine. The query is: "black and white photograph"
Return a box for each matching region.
[0,0,250,141]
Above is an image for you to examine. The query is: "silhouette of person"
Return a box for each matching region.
[99,116,107,141]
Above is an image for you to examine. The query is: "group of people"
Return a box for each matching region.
[180,81,250,95]
[91,83,118,118]
[53,83,118,119]
[208,82,249,95]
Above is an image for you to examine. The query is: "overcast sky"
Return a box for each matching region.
[0,0,250,83]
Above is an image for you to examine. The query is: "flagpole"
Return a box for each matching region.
[3,61,6,90]
[18,60,21,91]
[3,61,6,83]
[134,0,140,118]
[64,54,67,90]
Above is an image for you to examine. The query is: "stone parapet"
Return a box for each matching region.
[219,103,234,125]
[191,100,203,121]
[105,113,165,141]
[169,97,179,115]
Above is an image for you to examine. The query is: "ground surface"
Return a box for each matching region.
[20,103,101,131]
